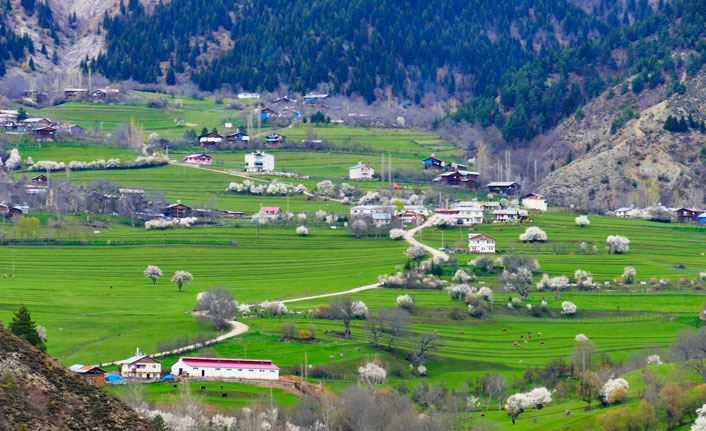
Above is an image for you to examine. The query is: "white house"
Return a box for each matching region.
[468,233,496,253]
[614,207,632,218]
[493,208,526,223]
[171,357,280,380]
[349,162,375,180]
[245,151,275,173]
[522,193,547,212]
[454,206,484,225]
[350,204,396,218]
[118,348,162,380]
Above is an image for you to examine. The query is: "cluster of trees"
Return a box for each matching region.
[664,114,706,133]
[452,0,706,143]
[0,2,36,77]
[6,305,47,352]
[85,0,640,103]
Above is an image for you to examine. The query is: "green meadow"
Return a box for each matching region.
[0,224,408,365]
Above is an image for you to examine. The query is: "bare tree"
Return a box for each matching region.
[196,286,238,330]
[365,307,410,349]
[481,372,506,411]
[407,332,441,365]
[330,296,367,339]
[670,326,706,382]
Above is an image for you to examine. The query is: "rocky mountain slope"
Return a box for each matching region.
[536,66,706,210]
[0,326,156,430]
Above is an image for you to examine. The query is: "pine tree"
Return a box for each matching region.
[166,67,176,85]
[664,115,679,132]
[17,107,28,121]
[51,50,58,65]
[9,305,45,352]
[28,57,35,70]
[678,116,689,132]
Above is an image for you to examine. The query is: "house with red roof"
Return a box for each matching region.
[170,357,280,380]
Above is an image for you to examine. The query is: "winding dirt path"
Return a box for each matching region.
[403,214,449,260]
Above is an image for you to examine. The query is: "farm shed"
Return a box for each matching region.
[171,357,280,380]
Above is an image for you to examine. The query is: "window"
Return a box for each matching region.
[194,367,199,370]
[216,368,221,370]
[226,368,231,371]
[238,368,243,371]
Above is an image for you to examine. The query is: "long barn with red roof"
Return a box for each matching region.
[170,357,280,380]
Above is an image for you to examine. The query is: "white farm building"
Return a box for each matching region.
[349,162,375,180]
[245,151,275,173]
[468,233,496,254]
[171,357,280,380]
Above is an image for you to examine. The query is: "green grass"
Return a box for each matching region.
[106,380,298,410]
[11,141,141,164]
[0,224,407,365]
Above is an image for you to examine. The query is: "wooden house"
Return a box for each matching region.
[31,174,48,184]
[303,93,329,104]
[59,124,84,135]
[0,203,8,215]
[261,108,277,121]
[487,181,520,195]
[226,130,250,144]
[614,207,632,218]
[674,207,703,223]
[198,132,224,147]
[184,153,212,165]
[7,206,24,217]
[26,117,52,128]
[422,155,445,170]
[118,348,162,380]
[64,88,88,99]
[433,170,479,189]
[265,133,286,147]
[272,96,296,105]
[92,88,120,103]
[69,364,106,384]
[32,126,56,142]
[165,201,191,218]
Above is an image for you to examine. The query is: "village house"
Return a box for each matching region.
[303,93,329,104]
[7,206,25,217]
[487,181,521,195]
[265,133,286,147]
[92,88,120,103]
[272,96,296,105]
[435,205,484,226]
[0,203,8,215]
[164,201,192,218]
[245,150,275,173]
[372,212,392,226]
[493,208,526,223]
[261,108,278,121]
[256,206,281,222]
[349,162,375,180]
[184,153,212,165]
[237,92,260,99]
[25,117,52,128]
[69,364,106,384]
[400,209,425,225]
[422,155,445,170]
[674,207,704,223]
[32,174,48,184]
[118,348,162,380]
[521,193,547,212]
[0,110,18,126]
[699,212,706,223]
[171,357,280,380]
[468,233,496,254]
[198,132,224,147]
[32,126,56,142]
[59,124,84,135]
[350,204,397,218]
[64,88,88,99]
[432,170,480,189]
[614,207,632,218]
[226,130,250,144]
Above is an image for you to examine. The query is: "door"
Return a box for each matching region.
[179,368,183,376]
[201,370,205,377]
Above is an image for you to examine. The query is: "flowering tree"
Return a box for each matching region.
[646,354,662,365]
[599,378,629,406]
[396,294,414,310]
[536,274,569,298]
[691,402,706,431]
[500,267,534,299]
[296,226,309,236]
[297,213,307,221]
[505,387,552,424]
[446,284,475,301]
[405,245,426,260]
[143,265,163,284]
[262,301,288,316]
[575,334,589,342]
[171,271,193,292]
[477,286,493,301]
[574,269,596,290]
[470,255,495,273]
[453,269,472,283]
[606,235,630,254]
[561,301,577,315]
[351,219,368,237]
[519,226,547,242]
[358,362,386,392]
[315,210,327,221]
[622,267,636,284]
[331,296,367,339]
[4,148,21,170]
[389,228,405,240]
[196,286,238,330]
[575,215,590,227]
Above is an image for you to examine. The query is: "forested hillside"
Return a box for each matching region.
[0,2,38,76]
[85,0,649,101]
[451,0,706,144]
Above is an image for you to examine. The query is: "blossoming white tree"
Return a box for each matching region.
[606,235,630,254]
[358,362,386,392]
[4,148,21,170]
[263,301,288,316]
[453,269,472,284]
[691,402,706,431]
[575,215,590,227]
[405,245,427,260]
[505,387,552,423]
[622,266,636,284]
[196,286,238,330]
[446,284,475,301]
[296,226,309,236]
[396,294,414,310]
[646,354,662,365]
[598,378,629,405]
[574,269,596,290]
[143,265,163,284]
[171,271,193,292]
[519,226,547,242]
[575,334,589,342]
[389,228,405,240]
[315,210,327,221]
[536,274,569,298]
[477,286,493,301]
[561,301,577,315]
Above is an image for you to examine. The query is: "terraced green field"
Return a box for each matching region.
[0,224,407,365]
[12,141,141,164]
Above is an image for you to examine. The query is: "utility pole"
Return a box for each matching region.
[534,159,537,183]
[388,154,392,188]
[381,153,385,187]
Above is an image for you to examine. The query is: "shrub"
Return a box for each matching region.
[298,329,313,339]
